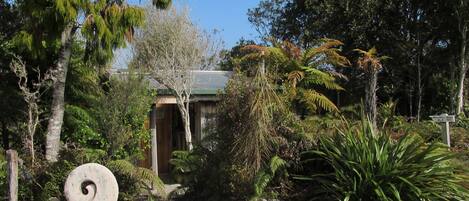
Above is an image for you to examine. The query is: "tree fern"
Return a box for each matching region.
[251,155,287,201]
[238,39,349,114]
[300,89,339,112]
[107,160,165,197]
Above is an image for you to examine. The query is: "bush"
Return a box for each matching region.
[169,150,204,185]
[12,148,163,201]
[174,72,311,201]
[107,160,165,201]
[297,121,468,200]
[0,149,6,199]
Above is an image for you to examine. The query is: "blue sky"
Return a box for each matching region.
[113,0,261,68]
[171,0,261,47]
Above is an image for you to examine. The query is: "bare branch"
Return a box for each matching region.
[132,6,222,150]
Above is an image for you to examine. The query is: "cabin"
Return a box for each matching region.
[138,70,232,176]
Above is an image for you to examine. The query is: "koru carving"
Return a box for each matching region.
[64,163,119,201]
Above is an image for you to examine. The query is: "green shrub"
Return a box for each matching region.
[107,160,165,201]
[94,74,153,160]
[170,150,204,185]
[33,160,76,200]
[455,114,469,129]
[251,155,287,201]
[0,150,6,199]
[63,105,105,148]
[297,121,468,200]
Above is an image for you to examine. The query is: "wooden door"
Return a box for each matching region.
[156,104,172,174]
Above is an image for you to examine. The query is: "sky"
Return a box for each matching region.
[113,0,262,68]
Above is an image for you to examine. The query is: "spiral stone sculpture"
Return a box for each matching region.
[64,163,119,201]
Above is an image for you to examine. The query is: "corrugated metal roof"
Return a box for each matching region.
[146,70,232,95]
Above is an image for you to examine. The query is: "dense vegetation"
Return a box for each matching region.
[0,0,170,200]
[1,0,468,200]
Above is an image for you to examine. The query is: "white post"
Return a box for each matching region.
[6,150,18,201]
[442,114,451,147]
[150,104,158,175]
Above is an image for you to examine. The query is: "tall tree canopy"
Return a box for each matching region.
[248,0,463,119]
[8,0,171,161]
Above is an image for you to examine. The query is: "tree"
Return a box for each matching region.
[94,73,154,159]
[355,48,388,128]
[133,7,219,150]
[247,0,459,118]
[9,57,52,166]
[0,0,23,151]
[10,0,171,162]
[237,39,350,115]
[454,0,469,115]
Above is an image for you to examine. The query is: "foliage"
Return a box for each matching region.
[456,113,469,129]
[175,71,308,201]
[107,159,165,200]
[14,148,163,201]
[169,150,204,185]
[63,104,104,148]
[62,41,105,149]
[248,0,460,118]
[94,73,153,160]
[251,155,287,201]
[354,48,388,73]
[297,120,468,200]
[133,6,220,150]
[355,47,388,127]
[235,39,349,115]
[0,149,6,199]
[32,159,76,200]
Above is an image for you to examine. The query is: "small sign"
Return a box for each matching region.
[430,114,455,123]
[429,113,455,147]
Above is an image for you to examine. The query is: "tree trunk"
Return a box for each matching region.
[409,83,413,118]
[183,101,193,150]
[456,68,467,115]
[26,102,36,166]
[45,23,76,162]
[450,59,457,114]
[456,24,467,115]
[417,47,422,122]
[175,97,193,151]
[365,70,378,128]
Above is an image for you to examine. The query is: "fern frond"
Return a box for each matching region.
[354,47,389,72]
[303,39,349,67]
[300,89,339,113]
[269,156,287,174]
[287,70,304,88]
[107,160,135,176]
[252,171,271,200]
[302,67,344,90]
[107,160,166,196]
[135,167,165,194]
[251,156,287,201]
